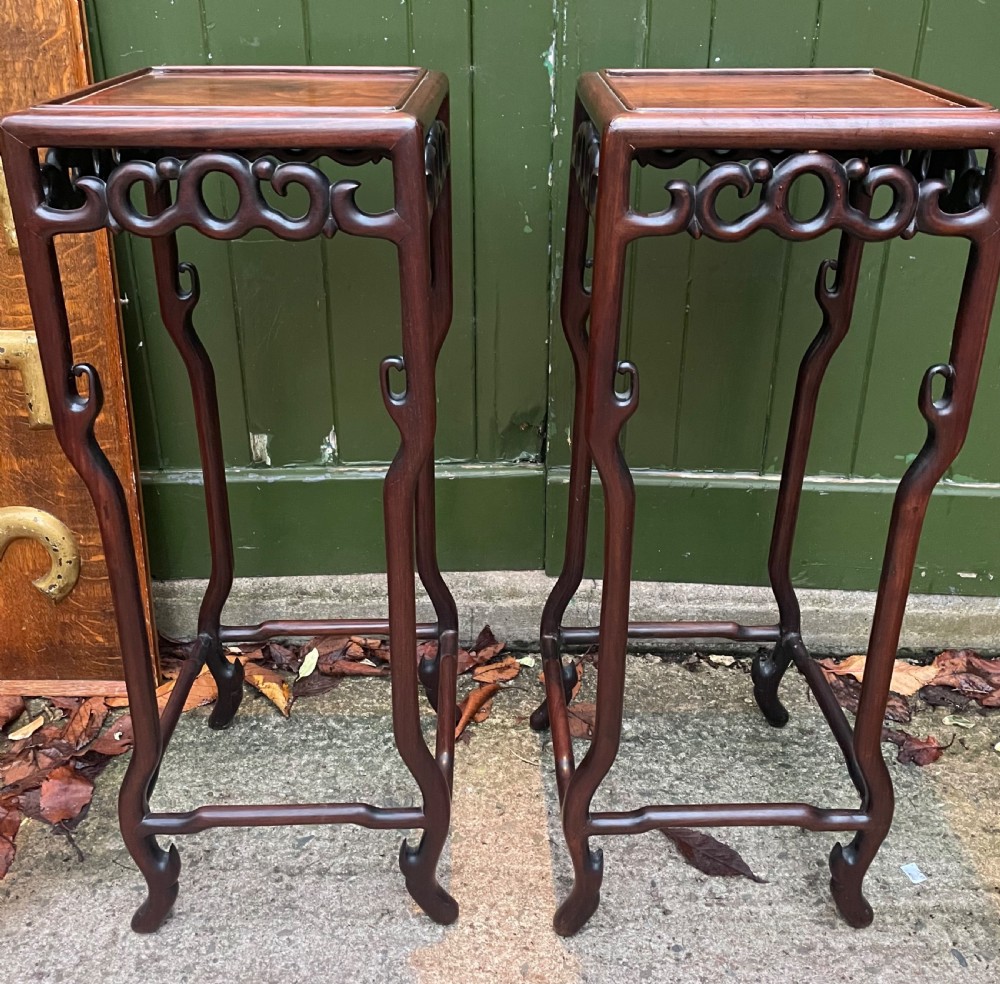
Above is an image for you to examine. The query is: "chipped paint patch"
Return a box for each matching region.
[320,425,339,464]
[249,432,271,466]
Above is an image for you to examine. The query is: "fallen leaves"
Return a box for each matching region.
[455,684,501,739]
[660,828,767,883]
[0,696,26,730]
[567,703,596,739]
[817,654,937,697]
[881,728,952,767]
[818,649,1000,767]
[0,624,518,880]
[7,715,44,741]
[243,663,293,717]
[38,765,94,824]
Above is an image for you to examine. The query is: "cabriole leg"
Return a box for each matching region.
[383,123,457,925]
[4,139,179,931]
[754,202,868,726]
[146,185,243,730]
[554,133,638,937]
[831,223,1000,926]
[533,95,595,735]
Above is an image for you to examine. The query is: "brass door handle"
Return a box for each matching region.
[0,329,52,428]
[0,505,81,601]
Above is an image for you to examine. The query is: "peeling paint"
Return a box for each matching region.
[319,424,339,464]
[250,432,271,466]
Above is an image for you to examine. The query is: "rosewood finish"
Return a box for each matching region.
[1,66,459,930]
[536,68,1000,935]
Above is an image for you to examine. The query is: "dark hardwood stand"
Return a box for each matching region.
[534,68,1000,936]
[2,66,459,931]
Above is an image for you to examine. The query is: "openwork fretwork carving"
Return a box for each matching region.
[572,122,993,242]
[32,133,450,242]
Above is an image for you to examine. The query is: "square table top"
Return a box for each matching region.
[1,66,447,149]
[579,68,1000,150]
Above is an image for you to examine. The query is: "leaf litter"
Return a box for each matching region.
[0,624,517,880]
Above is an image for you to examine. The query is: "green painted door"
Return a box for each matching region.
[85,0,1000,596]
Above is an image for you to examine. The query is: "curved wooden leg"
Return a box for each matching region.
[554,133,637,935]
[756,215,867,727]
[534,96,594,734]
[5,161,182,931]
[385,123,456,924]
[831,226,1000,926]
[146,187,242,729]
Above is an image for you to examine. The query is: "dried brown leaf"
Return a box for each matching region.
[455,684,501,739]
[87,716,134,757]
[7,715,44,741]
[472,655,521,685]
[306,635,353,661]
[292,673,341,699]
[62,697,109,750]
[0,697,26,730]
[157,666,220,713]
[244,664,293,717]
[918,685,971,710]
[826,674,911,723]
[661,828,767,883]
[881,727,949,766]
[0,802,21,879]
[38,764,94,824]
[472,624,499,653]
[567,702,596,740]
[320,658,388,677]
[455,649,478,674]
[817,654,938,697]
[926,650,1000,704]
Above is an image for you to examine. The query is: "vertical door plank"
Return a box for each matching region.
[853,0,1000,484]
[89,0,250,469]
[471,0,556,462]
[624,0,716,468]
[304,1,411,464]
[762,0,926,474]
[410,0,477,461]
[546,0,650,471]
[674,0,820,471]
[199,2,336,468]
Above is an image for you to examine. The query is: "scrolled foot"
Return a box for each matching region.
[553,845,603,936]
[751,647,791,728]
[399,836,459,925]
[129,842,181,934]
[530,660,578,732]
[208,654,244,730]
[829,840,875,928]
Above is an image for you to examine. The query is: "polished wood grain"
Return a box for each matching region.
[580,67,1000,150]
[4,65,448,149]
[0,0,154,689]
[66,66,423,111]
[605,68,970,111]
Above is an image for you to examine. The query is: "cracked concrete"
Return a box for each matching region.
[1,658,998,983]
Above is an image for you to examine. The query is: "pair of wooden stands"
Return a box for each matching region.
[3,66,998,936]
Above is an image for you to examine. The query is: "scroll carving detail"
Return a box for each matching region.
[572,123,994,242]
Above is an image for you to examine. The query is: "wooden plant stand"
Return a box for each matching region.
[2,66,459,931]
[535,68,1000,936]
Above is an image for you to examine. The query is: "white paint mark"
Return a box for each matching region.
[956,571,978,579]
[319,424,339,464]
[250,432,271,466]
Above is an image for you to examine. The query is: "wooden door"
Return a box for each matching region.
[0,0,154,695]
